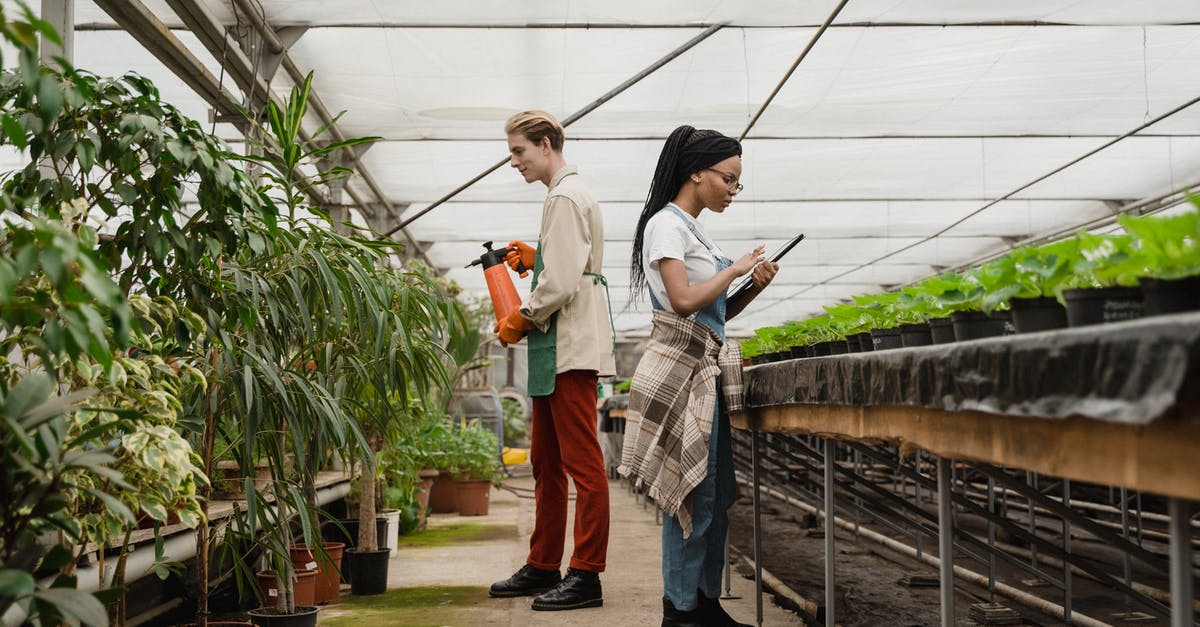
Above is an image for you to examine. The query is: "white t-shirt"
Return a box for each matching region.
[643,204,726,313]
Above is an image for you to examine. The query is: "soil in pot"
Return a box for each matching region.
[1140,276,1200,316]
[247,605,318,627]
[1010,296,1068,333]
[346,547,391,596]
[869,327,903,350]
[950,310,1010,341]
[928,317,955,344]
[899,323,932,347]
[454,479,492,516]
[1063,286,1143,327]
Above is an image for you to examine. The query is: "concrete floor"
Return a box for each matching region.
[319,470,803,626]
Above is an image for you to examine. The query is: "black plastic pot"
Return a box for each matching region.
[346,548,391,596]
[1141,276,1200,316]
[1010,296,1068,333]
[899,323,933,347]
[928,317,955,344]
[812,341,833,356]
[950,310,1011,341]
[1062,287,1143,327]
[328,518,388,583]
[791,345,812,359]
[869,327,903,350]
[854,332,875,352]
[845,335,861,352]
[248,606,318,627]
[829,340,849,355]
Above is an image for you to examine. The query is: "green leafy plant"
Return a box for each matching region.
[447,423,502,487]
[500,398,527,447]
[1116,205,1200,280]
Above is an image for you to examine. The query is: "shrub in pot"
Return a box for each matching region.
[1116,206,1200,315]
[448,424,503,516]
[1061,232,1144,326]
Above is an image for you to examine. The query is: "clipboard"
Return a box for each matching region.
[728,233,805,301]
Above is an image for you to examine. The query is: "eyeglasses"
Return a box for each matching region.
[705,168,743,193]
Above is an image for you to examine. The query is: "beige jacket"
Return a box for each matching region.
[519,166,616,377]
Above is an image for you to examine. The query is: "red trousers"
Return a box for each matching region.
[527,370,610,573]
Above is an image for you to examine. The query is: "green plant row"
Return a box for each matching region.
[741,203,1200,357]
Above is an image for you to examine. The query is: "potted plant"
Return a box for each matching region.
[447,424,503,516]
[1061,231,1144,327]
[1117,205,1200,315]
[987,242,1074,333]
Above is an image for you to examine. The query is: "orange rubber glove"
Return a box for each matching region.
[494,308,536,346]
[505,240,536,278]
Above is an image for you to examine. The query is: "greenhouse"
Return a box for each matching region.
[0,1,1198,626]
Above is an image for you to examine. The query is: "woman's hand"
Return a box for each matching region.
[751,259,779,291]
[731,245,766,276]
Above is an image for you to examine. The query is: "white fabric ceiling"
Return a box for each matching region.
[12,1,1200,335]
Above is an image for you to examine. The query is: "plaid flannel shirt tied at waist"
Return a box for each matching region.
[618,309,744,538]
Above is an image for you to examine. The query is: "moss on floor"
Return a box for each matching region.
[318,585,490,626]
[396,523,515,549]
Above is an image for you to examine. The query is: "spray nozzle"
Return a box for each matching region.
[465,241,527,276]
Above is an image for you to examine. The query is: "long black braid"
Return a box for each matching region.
[628,125,742,304]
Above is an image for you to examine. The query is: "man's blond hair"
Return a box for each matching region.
[505,110,565,152]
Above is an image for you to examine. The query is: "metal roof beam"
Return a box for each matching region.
[384,21,727,237]
[226,0,431,265]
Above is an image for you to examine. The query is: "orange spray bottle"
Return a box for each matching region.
[466,241,527,323]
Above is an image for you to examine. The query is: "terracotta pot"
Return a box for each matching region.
[428,470,457,514]
[454,479,492,516]
[255,569,317,607]
[290,542,344,605]
[415,469,439,529]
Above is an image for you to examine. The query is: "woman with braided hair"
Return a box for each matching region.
[619,126,778,627]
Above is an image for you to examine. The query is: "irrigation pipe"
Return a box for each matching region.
[736,474,1114,627]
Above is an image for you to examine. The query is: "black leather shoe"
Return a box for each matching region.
[662,596,706,627]
[697,591,753,627]
[531,567,603,611]
[489,564,561,598]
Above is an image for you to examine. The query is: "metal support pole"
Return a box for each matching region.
[852,448,861,539]
[915,451,923,559]
[723,529,734,598]
[1121,486,1132,608]
[937,456,955,627]
[987,476,996,600]
[40,0,74,67]
[1168,498,1193,627]
[752,431,763,627]
[1062,478,1072,623]
[1027,471,1039,570]
[824,438,836,627]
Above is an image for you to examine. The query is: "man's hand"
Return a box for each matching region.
[494,309,536,346]
[505,240,536,278]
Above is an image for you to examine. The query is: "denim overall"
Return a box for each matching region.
[650,204,738,611]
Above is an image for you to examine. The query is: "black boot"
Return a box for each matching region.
[488,564,561,598]
[697,590,753,627]
[530,567,603,611]
[662,596,706,627]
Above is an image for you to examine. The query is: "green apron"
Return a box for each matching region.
[526,242,558,397]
